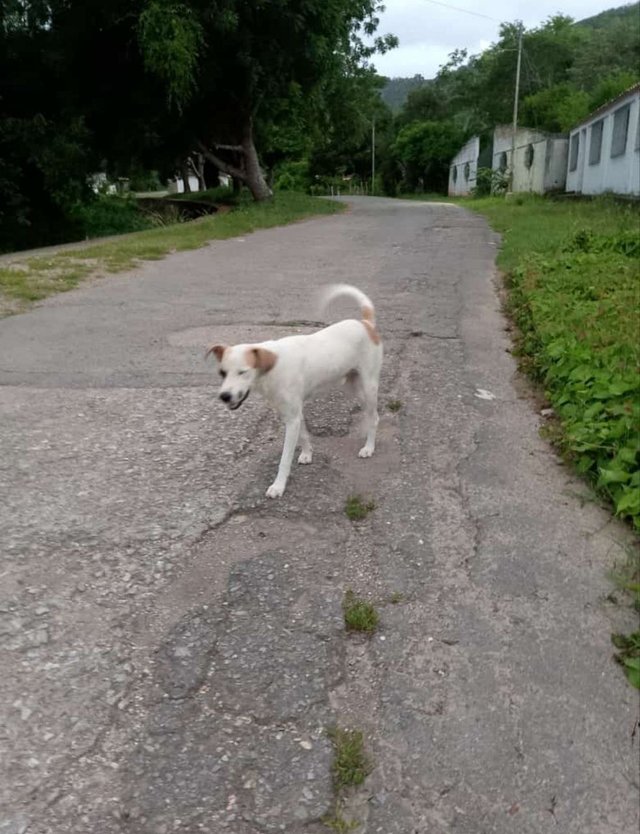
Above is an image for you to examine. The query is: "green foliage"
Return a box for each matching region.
[393,121,465,192]
[72,195,154,238]
[274,160,311,192]
[522,84,591,133]
[475,198,640,528]
[343,590,379,634]
[138,2,203,107]
[611,632,640,689]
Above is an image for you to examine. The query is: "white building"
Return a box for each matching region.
[492,125,568,194]
[448,136,480,196]
[566,83,640,196]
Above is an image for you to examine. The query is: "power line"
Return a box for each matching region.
[420,0,498,22]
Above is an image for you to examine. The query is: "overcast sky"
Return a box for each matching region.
[371,0,629,78]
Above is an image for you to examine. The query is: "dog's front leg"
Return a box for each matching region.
[266,414,301,498]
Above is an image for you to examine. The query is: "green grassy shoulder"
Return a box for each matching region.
[0,192,343,315]
[464,195,640,530]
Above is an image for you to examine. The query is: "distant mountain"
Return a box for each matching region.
[381,75,428,112]
[577,1,639,29]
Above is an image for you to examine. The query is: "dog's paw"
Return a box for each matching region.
[266,482,285,499]
[358,446,374,459]
[297,450,313,465]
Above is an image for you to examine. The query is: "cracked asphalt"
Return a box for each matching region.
[0,196,638,834]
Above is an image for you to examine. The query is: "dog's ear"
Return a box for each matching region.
[205,344,226,362]
[251,348,277,373]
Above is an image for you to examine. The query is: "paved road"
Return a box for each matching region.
[0,197,637,834]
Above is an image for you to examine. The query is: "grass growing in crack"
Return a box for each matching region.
[323,805,360,832]
[328,727,372,790]
[343,590,379,634]
[387,399,403,412]
[389,591,404,604]
[344,495,375,521]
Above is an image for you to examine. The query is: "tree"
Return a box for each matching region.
[392,121,465,193]
[138,0,397,200]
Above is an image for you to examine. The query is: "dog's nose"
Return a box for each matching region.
[219,391,232,403]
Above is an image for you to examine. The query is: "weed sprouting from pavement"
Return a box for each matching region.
[344,495,375,521]
[387,399,402,412]
[327,727,372,790]
[343,590,379,634]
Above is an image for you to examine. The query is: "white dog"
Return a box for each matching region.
[208,284,383,498]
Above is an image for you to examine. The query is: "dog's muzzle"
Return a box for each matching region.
[220,390,250,410]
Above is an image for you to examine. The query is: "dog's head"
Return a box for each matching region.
[206,344,277,410]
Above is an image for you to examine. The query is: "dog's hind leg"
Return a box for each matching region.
[358,381,379,459]
[266,412,302,498]
[298,416,313,465]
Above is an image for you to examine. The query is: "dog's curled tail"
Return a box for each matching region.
[319,283,376,326]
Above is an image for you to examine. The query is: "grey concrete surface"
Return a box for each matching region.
[0,196,637,834]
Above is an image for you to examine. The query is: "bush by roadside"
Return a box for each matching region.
[467,196,640,530]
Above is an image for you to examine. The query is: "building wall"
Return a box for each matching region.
[566,89,640,196]
[448,136,480,196]
[491,126,567,194]
[543,138,569,192]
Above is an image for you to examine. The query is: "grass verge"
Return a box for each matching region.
[0,192,344,316]
[463,195,640,531]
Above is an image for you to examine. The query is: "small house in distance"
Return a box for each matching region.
[492,126,568,194]
[566,83,640,197]
[448,137,480,196]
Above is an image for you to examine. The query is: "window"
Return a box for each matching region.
[569,133,579,172]
[464,162,470,181]
[589,119,604,165]
[524,144,534,169]
[498,151,508,172]
[611,104,630,158]
[452,166,458,183]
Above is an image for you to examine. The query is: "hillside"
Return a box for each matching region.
[578,1,639,29]
[381,75,428,112]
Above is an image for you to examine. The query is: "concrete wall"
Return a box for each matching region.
[448,136,480,196]
[491,126,567,194]
[566,88,640,196]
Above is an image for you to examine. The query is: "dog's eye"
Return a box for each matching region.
[219,370,227,378]
[238,370,247,376]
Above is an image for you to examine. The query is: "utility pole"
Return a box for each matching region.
[371,117,376,196]
[510,24,523,194]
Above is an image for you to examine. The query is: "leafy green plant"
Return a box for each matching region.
[611,632,640,689]
[504,229,640,529]
[343,590,379,634]
[344,495,375,521]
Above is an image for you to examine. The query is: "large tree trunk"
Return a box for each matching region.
[198,115,272,202]
[180,162,192,193]
[241,118,272,201]
[189,153,206,192]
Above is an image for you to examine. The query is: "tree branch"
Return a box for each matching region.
[213,142,243,152]
[197,141,245,181]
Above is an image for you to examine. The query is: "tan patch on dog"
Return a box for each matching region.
[206,344,226,362]
[362,304,375,324]
[362,320,381,345]
[246,347,278,372]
